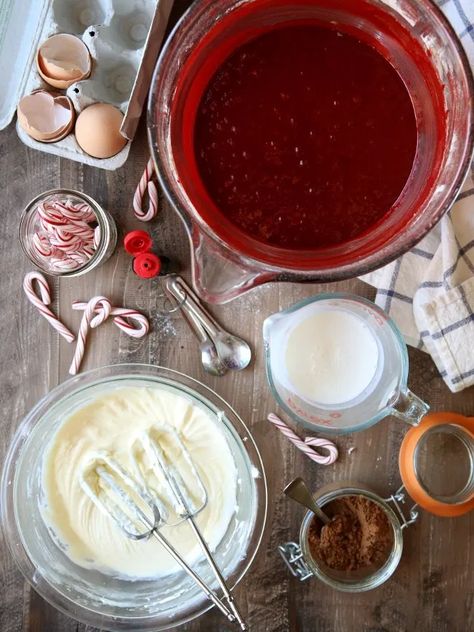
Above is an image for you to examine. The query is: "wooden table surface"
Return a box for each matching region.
[1,2,473,631]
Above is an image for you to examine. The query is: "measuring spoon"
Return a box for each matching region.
[181,308,228,377]
[164,275,252,371]
[284,477,331,525]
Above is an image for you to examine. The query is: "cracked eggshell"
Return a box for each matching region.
[17,91,75,143]
[37,34,92,89]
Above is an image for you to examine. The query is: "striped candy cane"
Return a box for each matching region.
[69,296,112,376]
[93,226,101,249]
[72,302,150,338]
[23,272,75,343]
[267,413,338,465]
[133,158,159,222]
[107,308,149,338]
[32,200,98,273]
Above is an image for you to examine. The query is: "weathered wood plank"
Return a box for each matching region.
[0,2,472,630]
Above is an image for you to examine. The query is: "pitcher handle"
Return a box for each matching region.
[390,388,429,426]
[190,226,276,304]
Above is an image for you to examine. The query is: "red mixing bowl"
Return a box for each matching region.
[148,0,474,303]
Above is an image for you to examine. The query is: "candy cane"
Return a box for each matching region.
[54,224,94,239]
[23,272,75,343]
[94,226,101,249]
[267,413,338,465]
[31,199,99,272]
[57,201,96,223]
[72,302,150,338]
[51,258,82,273]
[109,308,150,338]
[133,158,158,222]
[67,253,89,267]
[69,296,112,376]
[32,233,53,257]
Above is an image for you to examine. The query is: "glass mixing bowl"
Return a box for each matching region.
[0,365,268,631]
[148,0,474,303]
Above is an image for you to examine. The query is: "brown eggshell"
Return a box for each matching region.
[75,103,128,158]
[37,34,91,89]
[17,91,75,143]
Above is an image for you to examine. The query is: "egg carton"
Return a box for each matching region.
[1,0,172,170]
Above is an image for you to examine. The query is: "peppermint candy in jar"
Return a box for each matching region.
[19,190,117,277]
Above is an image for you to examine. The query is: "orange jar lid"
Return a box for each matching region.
[399,412,474,517]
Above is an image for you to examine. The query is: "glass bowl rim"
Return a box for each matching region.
[0,363,269,630]
[147,0,474,279]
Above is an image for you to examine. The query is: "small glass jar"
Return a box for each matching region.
[280,412,474,591]
[19,189,117,277]
[279,485,408,592]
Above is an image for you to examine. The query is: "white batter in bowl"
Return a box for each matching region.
[1,365,267,631]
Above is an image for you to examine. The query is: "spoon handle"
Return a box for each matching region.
[180,303,210,344]
[170,277,252,356]
[164,275,221,338]
[174,276,223,332]
[163,277,228,376]
[284,478,331,525]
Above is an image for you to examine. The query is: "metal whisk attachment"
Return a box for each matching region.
[81,452,162,540]
[132,426,208,526]
[80,425,247,630]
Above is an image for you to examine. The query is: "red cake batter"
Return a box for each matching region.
[194,24,418,250]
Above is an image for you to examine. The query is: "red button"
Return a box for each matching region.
[133,252,161,279]
[124,230,153,256]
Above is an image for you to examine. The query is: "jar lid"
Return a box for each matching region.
[399,412,474,517]
[124,230,152,256]
[133,252,161,278]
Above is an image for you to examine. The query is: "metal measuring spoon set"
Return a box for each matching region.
[164,275,252,376]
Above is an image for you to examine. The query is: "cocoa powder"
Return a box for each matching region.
[308,495,393,572]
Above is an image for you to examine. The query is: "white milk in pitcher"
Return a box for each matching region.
[283,308,380,407]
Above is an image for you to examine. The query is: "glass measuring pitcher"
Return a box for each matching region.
[263,294,429,434]
[148,0,474,303]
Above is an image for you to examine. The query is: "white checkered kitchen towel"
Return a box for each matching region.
[362,0,474,393]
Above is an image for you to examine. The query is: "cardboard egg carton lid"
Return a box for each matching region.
[0,0,174,170]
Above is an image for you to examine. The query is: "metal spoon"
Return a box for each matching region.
[164,275,252,371]
[181,308,228,377]
[179,280,252,371]
[284,477,331,525]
